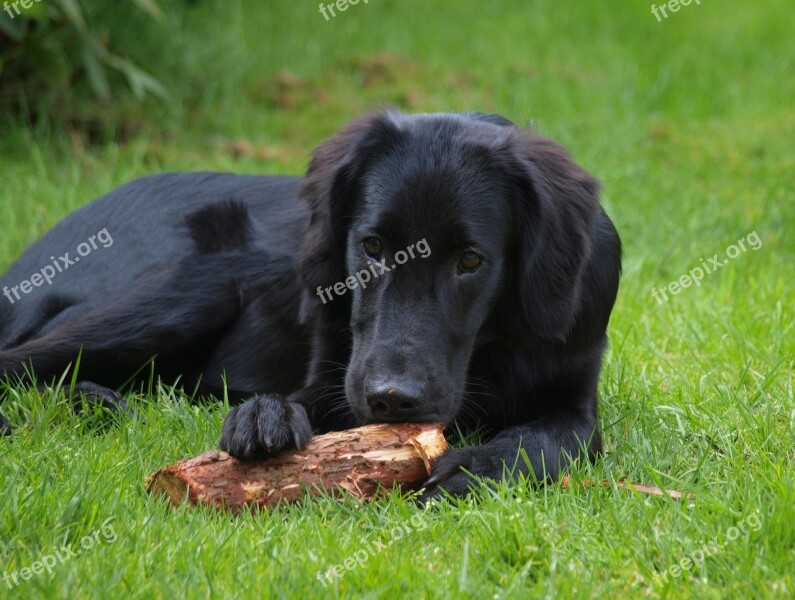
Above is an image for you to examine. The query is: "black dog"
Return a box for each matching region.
[0,111,621,498]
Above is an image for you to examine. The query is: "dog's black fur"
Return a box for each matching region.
[0,111,621,498]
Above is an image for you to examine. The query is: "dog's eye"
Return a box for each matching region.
[363,237,383,259]
[458,250,482,273]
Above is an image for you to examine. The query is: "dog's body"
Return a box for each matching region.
[1,112,621,497]
[1,174,312,400]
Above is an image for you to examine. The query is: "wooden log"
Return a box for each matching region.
[146,423,447,511]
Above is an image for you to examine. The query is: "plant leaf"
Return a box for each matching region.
[0,12,27,41]
[82,43,110,98]
[130,0,164,22]
[54,0,87,32]
[105,55,168,100]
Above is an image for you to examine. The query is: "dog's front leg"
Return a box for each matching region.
[419,411,600,501]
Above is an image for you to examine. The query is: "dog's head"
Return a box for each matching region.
[298,111,601,424]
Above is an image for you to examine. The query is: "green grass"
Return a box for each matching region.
[1,0,793,597]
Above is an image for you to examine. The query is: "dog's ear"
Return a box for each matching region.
[297,112,402,323]
[502,131,601,341]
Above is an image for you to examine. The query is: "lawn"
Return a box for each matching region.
[0,0,793,598]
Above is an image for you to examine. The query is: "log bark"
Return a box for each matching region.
[146,423,447,511]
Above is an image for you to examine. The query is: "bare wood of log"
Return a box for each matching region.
[146,423,448,511]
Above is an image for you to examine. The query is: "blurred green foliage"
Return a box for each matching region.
[0,0,170,120]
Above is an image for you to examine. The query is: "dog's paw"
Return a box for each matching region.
[419,446,504,502]
[219,395,313,460]
[69,381,129,417]
[0,411,11,436]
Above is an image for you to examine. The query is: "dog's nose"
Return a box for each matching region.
[366,380,424,421]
